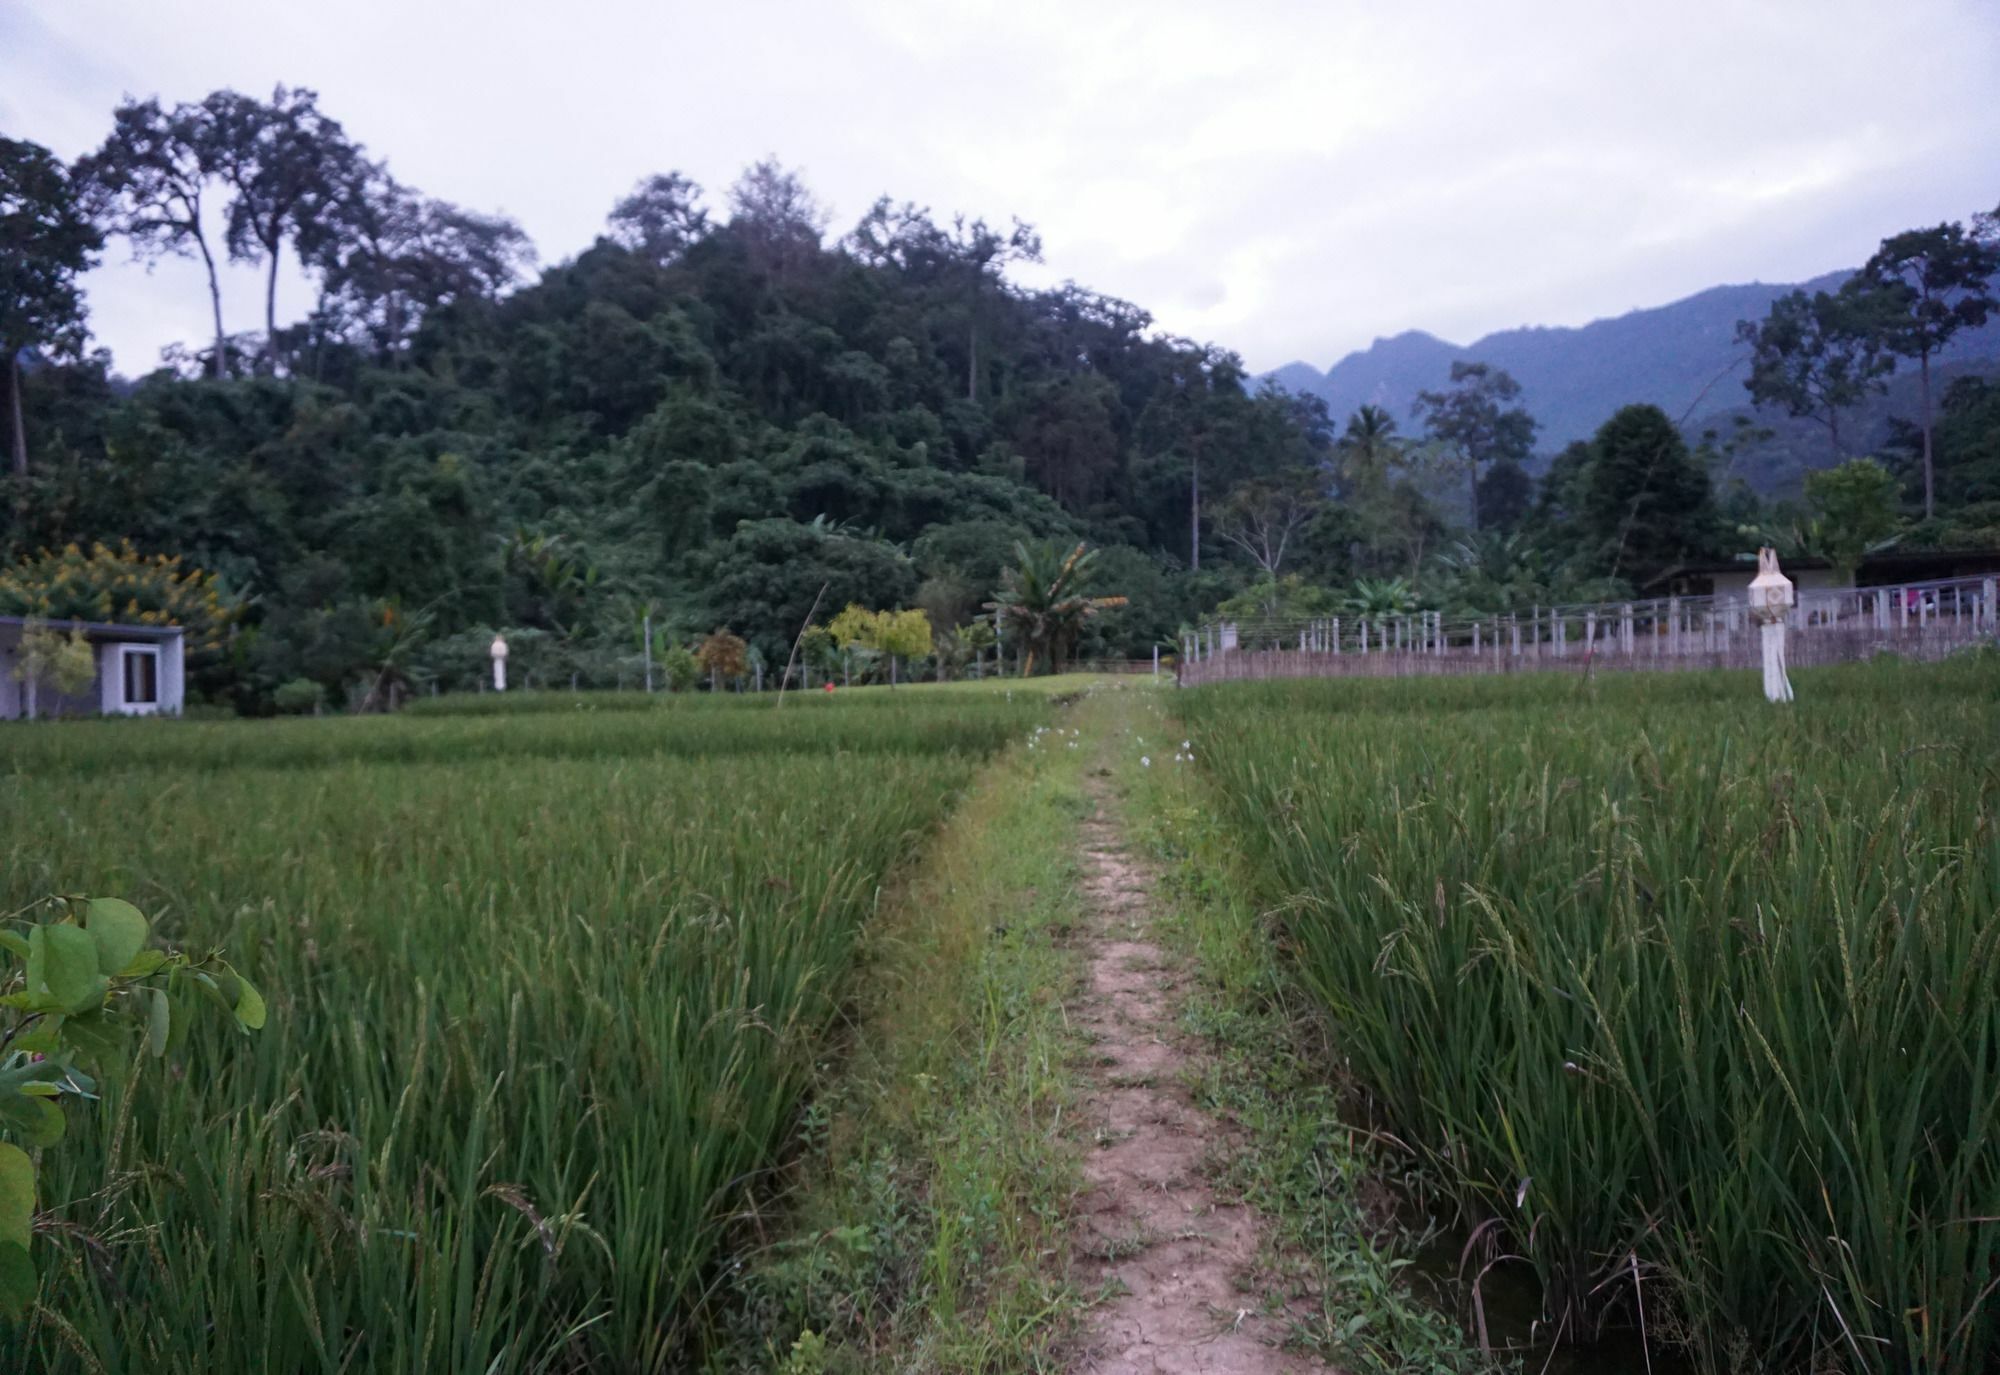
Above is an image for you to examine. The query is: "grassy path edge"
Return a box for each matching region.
[712,695,1096,1372]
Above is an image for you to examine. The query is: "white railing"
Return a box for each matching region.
[1178,574,2000,685]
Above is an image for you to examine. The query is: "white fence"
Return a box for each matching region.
[1178,575,1999,686]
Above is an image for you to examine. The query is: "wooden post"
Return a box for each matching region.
[1333,617,1341,654]
[1620,604,1633,656]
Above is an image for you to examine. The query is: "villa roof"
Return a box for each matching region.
[0,614,185,642]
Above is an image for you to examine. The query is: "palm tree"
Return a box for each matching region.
[985,541,1127,677]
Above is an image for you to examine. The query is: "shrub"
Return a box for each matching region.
[271,678,327,715]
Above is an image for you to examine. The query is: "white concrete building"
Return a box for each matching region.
[0,616,186,720]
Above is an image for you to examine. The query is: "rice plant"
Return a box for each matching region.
[0,695,1035,1371]
[1176,657,2000,1373]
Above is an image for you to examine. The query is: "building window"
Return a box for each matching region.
[122,647,159,706]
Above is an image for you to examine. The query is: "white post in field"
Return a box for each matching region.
[1748,547,1796,703]
[643,614,653,692]
[490,633,509,693]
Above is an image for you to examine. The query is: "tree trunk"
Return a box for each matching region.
[7,351,25,479]
[1919,349,1935,520]
[1190,447,1201,571]
[197,232,228,379]
[967,319,977,401]
[263,235,282,375]
[1468,458,1480,530]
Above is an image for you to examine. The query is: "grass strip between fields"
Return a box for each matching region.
[714,697,1095,1373]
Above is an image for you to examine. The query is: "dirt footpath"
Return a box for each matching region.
[1069,780,1334,1375]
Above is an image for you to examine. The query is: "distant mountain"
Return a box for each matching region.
[1267,270,2000,491]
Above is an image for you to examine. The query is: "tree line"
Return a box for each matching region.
[1,88,1995,709]
[1737,209,2000,518]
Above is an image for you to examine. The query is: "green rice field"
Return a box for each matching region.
[0,690,1044,1372]
[1175,658,2000,1373]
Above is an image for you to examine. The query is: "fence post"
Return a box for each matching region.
[1333,617,1342,654]
[1985,579,1997,628]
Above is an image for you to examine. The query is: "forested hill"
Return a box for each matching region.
[1270,272,2000,453]
[5,134,1330,705]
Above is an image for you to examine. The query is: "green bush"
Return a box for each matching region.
[270,678,326,715]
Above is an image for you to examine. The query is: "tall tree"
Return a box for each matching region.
[606,172,709,266]
[948,214,1040,401]
[1582,403,1717,578]
[1803,458,1903,585]
[844,200,1036,398]
[321,164,534,358]
[204,86,361,373]
[1857,222,2000,518]
[1215,472,1322,578]
[1735,285,1894,459]
[725,157,827,280]
[77,98,232,378]
[1412,361,1537,529]
[0,138,102,477]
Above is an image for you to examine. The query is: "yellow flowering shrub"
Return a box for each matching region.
[0,542,235,656]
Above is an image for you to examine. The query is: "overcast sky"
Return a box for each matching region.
[7,0,1998,377]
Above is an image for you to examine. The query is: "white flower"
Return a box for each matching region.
[1141,756,1151,767]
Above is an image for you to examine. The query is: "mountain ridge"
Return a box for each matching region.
[1264,269,2000,472]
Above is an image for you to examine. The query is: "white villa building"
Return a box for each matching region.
[0,616,186,720]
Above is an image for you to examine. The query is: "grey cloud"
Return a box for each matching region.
[8,0,1997,376]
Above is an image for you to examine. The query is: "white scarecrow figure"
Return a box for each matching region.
[490,633,509,693]
[1747,547,1794,703]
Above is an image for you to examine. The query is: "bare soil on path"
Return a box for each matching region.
[1069,777,1335,1375]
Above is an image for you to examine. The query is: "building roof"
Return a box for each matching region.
[0,614,184,642]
